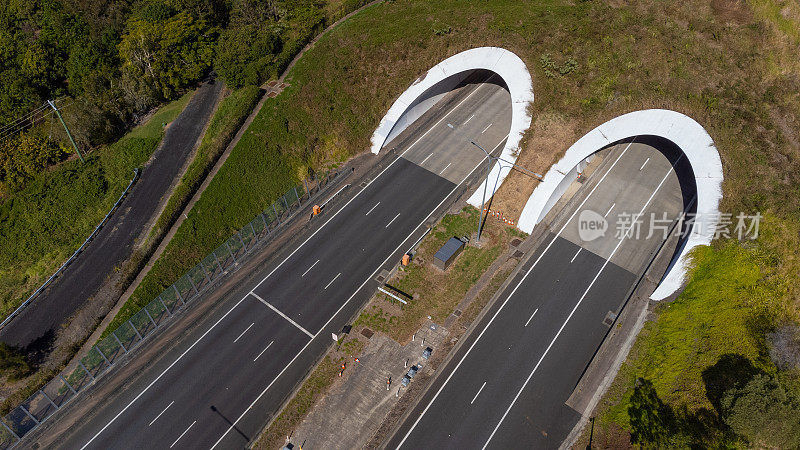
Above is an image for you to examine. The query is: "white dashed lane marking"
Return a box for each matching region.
[170,420,196,448]
[233,322,254,343]
[254,341,274,362]
[386,213,401,228]
[148,401,174,427]
[324,273,341,290]
[302,260,320,277]
[470,382,487,405]
[524,308,539,327]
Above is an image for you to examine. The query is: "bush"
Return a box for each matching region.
[0,343,32,381]
[0,133,70,193]
[721,374,800,448]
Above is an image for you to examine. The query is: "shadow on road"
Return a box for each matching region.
[210,405,249,442]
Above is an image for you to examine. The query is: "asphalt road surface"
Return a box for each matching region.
[49,73,513,449]
[0,80,224,349]
[389,139,692,449]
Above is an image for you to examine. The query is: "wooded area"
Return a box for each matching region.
[0,0,364,195]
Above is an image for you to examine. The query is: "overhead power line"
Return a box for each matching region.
[0,98,75,143]
[0,103,50,135]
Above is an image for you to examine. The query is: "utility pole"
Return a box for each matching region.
[48,100,84,162]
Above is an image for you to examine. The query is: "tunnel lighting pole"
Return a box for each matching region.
[471,139,493,244]
[447,123,543,243]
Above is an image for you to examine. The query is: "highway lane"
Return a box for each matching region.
[50,73,512,449]
[391,140,688,449]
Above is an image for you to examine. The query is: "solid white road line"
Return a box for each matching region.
[386,213,401,228]
[463,114,475,125]
[82,73,502,450]
[639,157,650,171]
[419,153,433,165]
[302,259,320,277]
[470,382,487,405]
[570,248,582,263]
[481,157,681,449]
[395,140,636,449]
[324,273,341,290]
[365,202,381,216]
[439,163,452,175]
[250,293,314,339]
[211,126,506,450]
[170,420,196,448]
[482,123,492,134]
[253,341,274,362]
[148,401,174,427]
[233,322,255,343]
[80,294,252,450]
[604,202,616,218]
[524,308,539,327]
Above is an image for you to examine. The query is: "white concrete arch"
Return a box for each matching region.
[517,109,724,300]
[370,47,534,207]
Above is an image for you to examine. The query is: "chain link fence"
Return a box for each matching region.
[0,168,347,448]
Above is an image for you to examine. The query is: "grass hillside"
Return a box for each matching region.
[107,0,799,445]
[0,94,191,319]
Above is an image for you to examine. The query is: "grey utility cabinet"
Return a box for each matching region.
[433,237,465,270]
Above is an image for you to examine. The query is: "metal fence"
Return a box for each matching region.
[0,169,141,332]
[0,168,346,448]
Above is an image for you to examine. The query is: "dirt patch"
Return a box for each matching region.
[491,112,578,221]
[710,0,753,24]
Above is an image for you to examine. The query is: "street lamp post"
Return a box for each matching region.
[447,123,543,243]
[470,139,492,244]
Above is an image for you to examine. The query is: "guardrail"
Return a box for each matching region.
[0,168,347,448]
[0,169,141,332]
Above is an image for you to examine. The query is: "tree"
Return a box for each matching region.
[721,374,800,448]
[118,8,216,105]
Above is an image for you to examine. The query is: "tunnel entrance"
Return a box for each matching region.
[379,70,512,186]
[380,69,510,151]
[539,136,698,281]
[517,109,723,300]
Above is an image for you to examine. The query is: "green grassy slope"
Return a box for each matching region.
[0,94,191,319]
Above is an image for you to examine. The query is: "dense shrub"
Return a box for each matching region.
[0,343,32,381]
[721,374,800,448]
[0,133,70,193]
[215,0,327,89]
